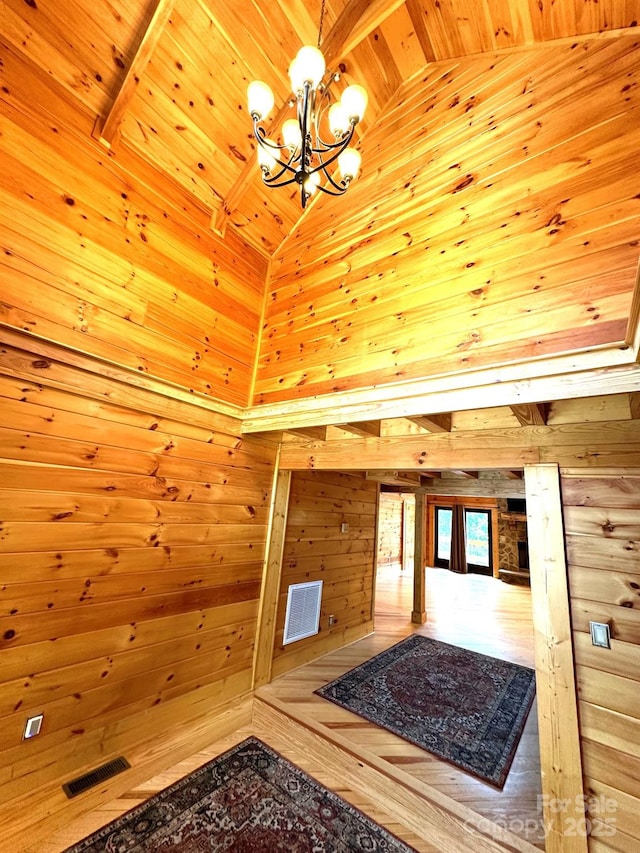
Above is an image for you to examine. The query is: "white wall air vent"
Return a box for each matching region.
[283,580,323,645]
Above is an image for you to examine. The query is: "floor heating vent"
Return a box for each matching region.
[283,580,323,645]
[62,756,131,798]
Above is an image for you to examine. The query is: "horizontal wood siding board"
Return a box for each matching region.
[562,468,640,844]
[0,340,275,817]
[255,37,640,404]
[0,52,266,405]
[272,471,378,675]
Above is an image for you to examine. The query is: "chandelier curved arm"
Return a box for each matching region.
[253,123,298,185]
[308,123,355,178]
[315,167,349,196]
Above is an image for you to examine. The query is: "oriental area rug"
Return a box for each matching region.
[315,635,536,788]
[64,736,415,852]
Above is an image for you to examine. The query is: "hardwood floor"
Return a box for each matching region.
[260,565,543,850]
[38,565,543,853]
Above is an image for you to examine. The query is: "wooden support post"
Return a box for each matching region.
[253,454,292,688]
[412,492,426,624]
[524,464,587,853]
[371,483,381,621]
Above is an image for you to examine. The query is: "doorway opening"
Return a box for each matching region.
[374,484,543,849]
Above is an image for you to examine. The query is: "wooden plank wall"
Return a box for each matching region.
[0,33,267,407]
[0,336,276,845]
[271,471,378,678]
[562,469,640,853]
[255,36,640,404]
[377,492,404,566]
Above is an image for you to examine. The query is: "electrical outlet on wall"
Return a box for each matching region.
[328,615,335,626]
[23,713,44,740]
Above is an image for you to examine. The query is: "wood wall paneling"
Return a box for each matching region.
[0,340,276,841]
[254,36,640,405]
[376,492,405,566]
[271,471,378,678]
[0,36,267,407]
[562,468,640,852]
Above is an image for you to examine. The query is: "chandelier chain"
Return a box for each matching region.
[317,0,326,48]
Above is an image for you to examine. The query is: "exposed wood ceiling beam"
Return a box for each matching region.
[281,431,540,470]
[321,0,407,66]
[366,470,422,487]
[405,413,452,433]
[449,470,479,479]
[213,0,405,235]
[420,478,526,498]
[504,471,524,480]
[95,0,177,149]
[337,420,381,437]
[285,426,328,441]
[629,392,640,420]
[405,0,437,62]
[510,403,550,427]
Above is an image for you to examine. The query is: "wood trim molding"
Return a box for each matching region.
[253,460,292,688]
[243,346,640,433]
[0,324,244,421]
[524,464,587,853]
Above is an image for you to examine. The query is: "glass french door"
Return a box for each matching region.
[464,508,492,575]
[434,506,452,568]
[433,505,492,575]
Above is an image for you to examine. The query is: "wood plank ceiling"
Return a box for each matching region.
[2,0,638,257]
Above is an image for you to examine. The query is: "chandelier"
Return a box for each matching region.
[246,5,367,209]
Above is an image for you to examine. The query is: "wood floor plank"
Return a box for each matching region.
[259,565,543,850]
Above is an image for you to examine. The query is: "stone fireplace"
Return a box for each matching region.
[497,498,529,582]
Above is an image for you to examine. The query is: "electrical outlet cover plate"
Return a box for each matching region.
[589,621,611,649]
[24,713,44,739]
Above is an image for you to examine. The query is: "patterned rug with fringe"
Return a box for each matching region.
[64,736,415,852]
[315,635,536,788]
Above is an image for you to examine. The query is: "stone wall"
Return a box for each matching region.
[497,499,529,573]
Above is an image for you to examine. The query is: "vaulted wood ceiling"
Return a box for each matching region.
[3,0,638,256]
[1,0,639,422]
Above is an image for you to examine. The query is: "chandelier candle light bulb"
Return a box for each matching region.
[289,46,326,91]
[247,26,367,208]
[247,80,274,121]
